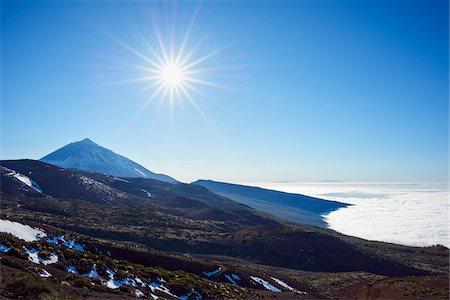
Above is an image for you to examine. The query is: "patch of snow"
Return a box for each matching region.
[114,177,129,183]
[225,274,239,286]
[104,269,141,289]
[202,266,221,277]
[121,278,137,287]
[65,239,84,251]
[0,219,47,241]
[82,264,99,278]
[24,248,58,265]
[46,235,63,244]
[135,289,144,297]
[0,245,11,252]
[135,277,144,287]
[6,170,43,193]
[134,167,146,177]
[150,294,158,300]
[43,253,58,265]
[149,282,177,298]
[231,274,241,280]
[270,277,307,294]
[67,265,78,274]
[250,276,281,292]
[141,189,152,198]
[47,235,84,251]
[105,269,121,289]
[179,293,190,300]
[39,268,52,278]
[25,248,40,263]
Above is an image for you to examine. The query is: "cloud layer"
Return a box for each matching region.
[259,182,449,248]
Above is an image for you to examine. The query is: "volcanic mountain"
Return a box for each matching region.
[40,138,177,183]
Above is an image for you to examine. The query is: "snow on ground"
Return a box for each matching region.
[114,177,129,183]
[47,235,84,251]
[231,274,241,280]
[67,265,79,274]
[24,247,58,265]
[149,282,177,298]
[120,278,138,287]
[250,276,281,292]
[25,248,40,264]
[224,274,239,286]
[0,219,47,241]
[104,269,143,289]
[82,264,99,278]
[65,239,84,251]
[135,277,144,287]
[150,294,158,300]
[135,289,144,297]
[39,268,52,278]
[134,167,146,177]
[141,189,152,198]
[105,269,121,289]
[5,169,43,193]
[0,245,11,252]
[270,277,307,294]
[202,266,221,277]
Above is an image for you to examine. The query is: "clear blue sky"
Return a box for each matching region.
[2,0,448,183]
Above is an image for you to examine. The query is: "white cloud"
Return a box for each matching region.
[258,182,449,248]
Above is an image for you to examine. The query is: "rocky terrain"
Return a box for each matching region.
[1,159,449,299]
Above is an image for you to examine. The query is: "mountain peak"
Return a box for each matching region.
[40,139,178,183]
[79,138,97,145]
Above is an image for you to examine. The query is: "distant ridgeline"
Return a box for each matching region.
[192,180,349,227]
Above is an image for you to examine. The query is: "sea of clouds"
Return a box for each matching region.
[258,182,449,248]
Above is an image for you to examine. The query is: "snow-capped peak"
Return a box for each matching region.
[40,138,177,183]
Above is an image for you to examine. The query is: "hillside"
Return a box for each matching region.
[193,180,349,227]
[1,159,448,299]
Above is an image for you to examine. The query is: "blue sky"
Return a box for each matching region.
[2,0,448,183]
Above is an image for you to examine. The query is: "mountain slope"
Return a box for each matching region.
[1,159,276,226]
[192,180,349,227]
[1,160,448,299]
[40,138,177,183]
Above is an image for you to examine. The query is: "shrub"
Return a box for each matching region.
[73,276,91,288]
[1,256,25,270]
[6,247,27,260]
[3,273,52,298]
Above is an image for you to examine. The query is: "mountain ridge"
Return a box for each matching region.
[192,179,349,227]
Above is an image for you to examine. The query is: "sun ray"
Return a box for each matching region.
[183,77,230,90]
[180,44,229,72]
[133,28,166,67]
[178,84,211,123]
[153,24,171,66]
[175,6,199,65]
[182,81,208,99]
[108,75,162,85]
[108,33,164,71]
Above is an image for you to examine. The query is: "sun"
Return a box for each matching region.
[109,15,228,122]
[159,62,185,88]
